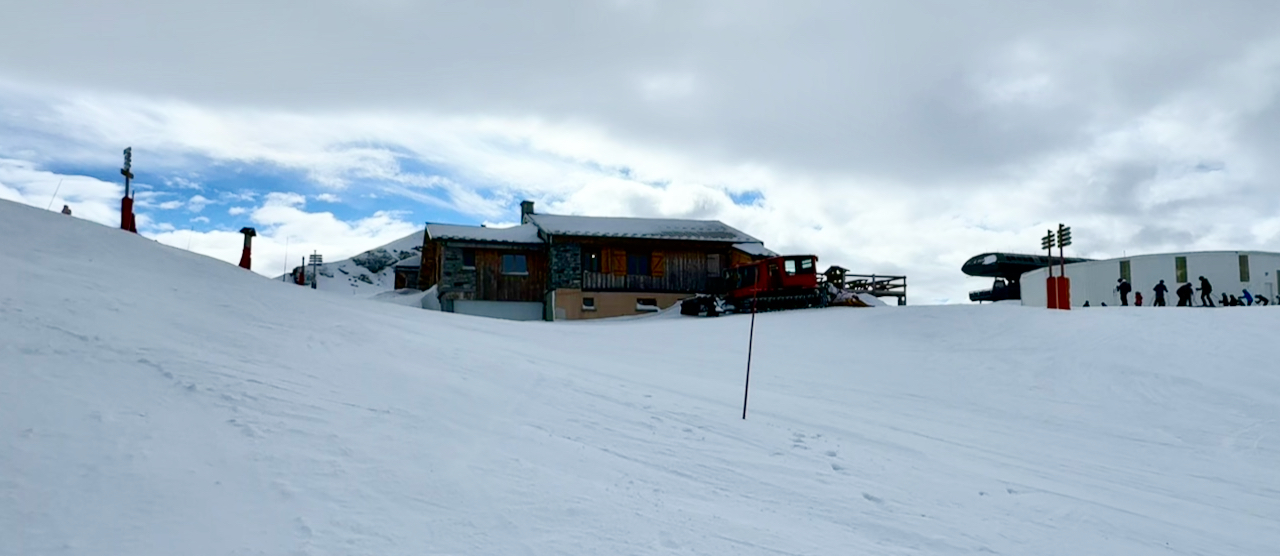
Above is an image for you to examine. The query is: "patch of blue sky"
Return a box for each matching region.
[729,190,764,206]
[1193,160,1225,173]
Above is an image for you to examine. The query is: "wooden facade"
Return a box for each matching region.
[471,248,548,302]
[418,238,547,303]
[567,237,755,294]
[419,236,440,289]
[580,249,717,292]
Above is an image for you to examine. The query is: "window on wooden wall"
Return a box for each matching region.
[636,298,659,312]
[462,249,476,269]
[1175,256,1187,283]
[1239,254,1250,282]
[582,297,596,311]
[627,251,651,276]
[582,248,602,272]
[501,254,528,275]
[706,254,721,276]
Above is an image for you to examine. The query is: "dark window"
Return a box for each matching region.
[798,258,815,274]
[462,249,476,269]
[582,297,596,310]
[637,298,658,311]
[501,254,528,275]
[1240,254,1250,282]
[1175,256,1187,283]
[728,266,758,289]
[1119,260,1131,282]
[627,251,651,276]
[582,248,602,272]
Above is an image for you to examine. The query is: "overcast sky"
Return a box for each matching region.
[4,0,1280,303]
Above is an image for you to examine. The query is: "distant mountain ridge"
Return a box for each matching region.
[283,229,423,294]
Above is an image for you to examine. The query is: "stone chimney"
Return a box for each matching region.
[520,200,535,224]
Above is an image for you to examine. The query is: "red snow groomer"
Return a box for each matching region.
[680,255,875,316]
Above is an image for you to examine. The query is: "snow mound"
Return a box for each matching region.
[856,292,888,306]
[2,198,1278,555]
[370,288,433,308]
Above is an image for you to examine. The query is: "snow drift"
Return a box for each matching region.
[2,199,1278,555]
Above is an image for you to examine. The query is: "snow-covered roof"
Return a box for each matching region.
[425,223,542,244]
[393,254,421,268]
[732,242,778,257]
[526,214,761,243]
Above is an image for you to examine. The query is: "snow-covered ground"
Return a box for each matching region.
[2,199,1278,555]
[282,230,422,295]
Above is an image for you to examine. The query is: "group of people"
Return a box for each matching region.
[1091,276,1276,307]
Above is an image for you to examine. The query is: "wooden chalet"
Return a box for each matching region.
[416,201,775,321]
[418,221,548,321]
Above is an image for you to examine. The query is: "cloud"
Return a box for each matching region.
[165,176,203,190]
[146,191,421,279]
[0,158,123,227]
[157,200,184,210]
[6,2,1280,302]
[187,194,213,213]
[228,206,248,216]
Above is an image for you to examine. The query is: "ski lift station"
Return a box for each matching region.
[1019,250,1280,307]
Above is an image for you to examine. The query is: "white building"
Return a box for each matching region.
[1021,250,1280,307]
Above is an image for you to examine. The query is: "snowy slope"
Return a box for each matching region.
[284,229,422,295]
[2,199,1278,555]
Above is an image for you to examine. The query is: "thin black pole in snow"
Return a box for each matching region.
[45,178,64,210]
[742,289,758,420]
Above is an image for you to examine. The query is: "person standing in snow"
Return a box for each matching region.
[1116,278,1132,306]
[1197,276,1214,307]
[1134,291,1143,306]
[1153,280,1168,306]
[1176,282,1194,306]
[60,205,71,215]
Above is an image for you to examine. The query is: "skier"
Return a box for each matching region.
[60,205,71,216]
[1116,278,1132,306]
[1153,280,1168,306]
[1197,276,1214,307]
[1176,282,1194,306]
[1242,289,1255,306]
[1134,291,1143,306]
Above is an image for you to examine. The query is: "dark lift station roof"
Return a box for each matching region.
[962,252,1093,302]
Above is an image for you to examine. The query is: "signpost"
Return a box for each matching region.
[1042,230,1057,309]
[309,252,323,289]
[1056,224,1072,309]
[119,147,137,233]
